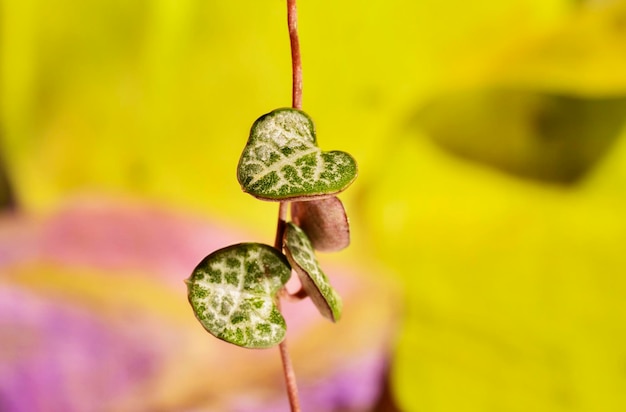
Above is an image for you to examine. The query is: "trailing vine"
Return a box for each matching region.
[185,1,357,410]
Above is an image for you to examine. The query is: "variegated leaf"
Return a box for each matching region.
[237,108,357,201]
[283,222,342,322]
[186,243,291,348]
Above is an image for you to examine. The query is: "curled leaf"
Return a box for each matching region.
[291,196,350,252]
[186,243,291,349]
[283,223,342,322]
[237,108,358,201]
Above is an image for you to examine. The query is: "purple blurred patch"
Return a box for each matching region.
[0,285,162,412]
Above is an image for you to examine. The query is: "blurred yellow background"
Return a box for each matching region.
[2,0,626,411]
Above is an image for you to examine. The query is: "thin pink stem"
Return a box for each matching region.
[287,0,303,109]
[277,326,301,412]
[274,202,301,412]
[280,285,308,302]
[274,202,289,251]
[276,1,304,410]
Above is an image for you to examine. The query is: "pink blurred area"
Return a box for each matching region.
[0,196,398,412]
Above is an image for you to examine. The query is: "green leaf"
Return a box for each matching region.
[415,88,626,184]
[237,108,358,201]
[291,196,350,252]
[185,243,291,349]
[283,222,342,322]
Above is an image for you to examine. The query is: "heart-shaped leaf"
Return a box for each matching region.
[291,196,350,252]
[186,243,291,349]
[283,222,342,322]
[237,108,358,201]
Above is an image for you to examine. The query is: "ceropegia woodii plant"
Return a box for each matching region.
[185,1,357,410]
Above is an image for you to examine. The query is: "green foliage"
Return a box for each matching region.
[189,108,355,348]
[283,222,343,322]
[186,243,291,349]
[237,108,357,201]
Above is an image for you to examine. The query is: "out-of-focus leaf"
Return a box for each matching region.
[360,128,626,412]
[415,88,626,183]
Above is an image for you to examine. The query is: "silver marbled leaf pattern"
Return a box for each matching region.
[283,222,342,322]
[186,243,291,349]
[237,108,357,201]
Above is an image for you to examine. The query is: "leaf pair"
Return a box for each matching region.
[186,221,343,349]
[186,108,355,349]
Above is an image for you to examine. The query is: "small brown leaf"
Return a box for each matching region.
[291,196,350,252]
